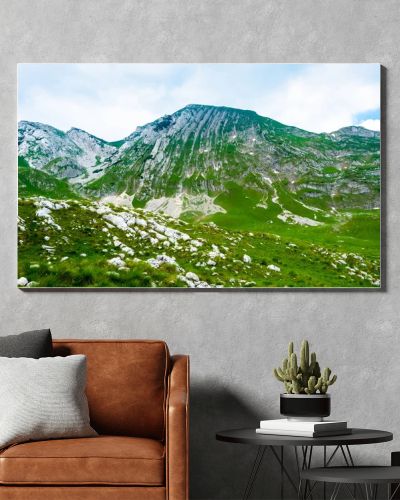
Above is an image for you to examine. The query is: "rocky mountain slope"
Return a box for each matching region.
[18,121,118,183]
[19,105,380,215]
[17,104,381,288]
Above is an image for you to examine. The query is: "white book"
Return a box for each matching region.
[259,419,347,432]
[256,428,352,438]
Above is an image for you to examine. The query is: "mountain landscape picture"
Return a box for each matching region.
[18,64,381,288]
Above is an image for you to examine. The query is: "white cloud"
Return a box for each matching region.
[19,67,229,141]
[168,65,251,110]
[19,82,172,141]
[18,64,380,140]
[258,64,380,133]
[358,119,380,131]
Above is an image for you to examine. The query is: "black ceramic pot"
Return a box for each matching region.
[280,394,331,420]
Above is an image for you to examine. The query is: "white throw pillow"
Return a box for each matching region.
[0,355,97,448]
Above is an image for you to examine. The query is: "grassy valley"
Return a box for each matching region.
[18,196,379,288]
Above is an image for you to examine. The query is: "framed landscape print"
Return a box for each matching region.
[17,63,381,288]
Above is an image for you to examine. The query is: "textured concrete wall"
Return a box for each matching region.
[0,1,399,498]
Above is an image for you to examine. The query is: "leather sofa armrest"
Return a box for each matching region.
[166,355,189,500]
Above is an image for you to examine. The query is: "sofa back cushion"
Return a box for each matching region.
[52,340,170,440]
[0,329,53,358]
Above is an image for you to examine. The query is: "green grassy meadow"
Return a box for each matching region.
[18,191,380,288]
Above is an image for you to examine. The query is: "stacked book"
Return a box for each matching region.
[256,419,351,438]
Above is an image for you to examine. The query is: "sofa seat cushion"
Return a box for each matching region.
[0,436,165,486]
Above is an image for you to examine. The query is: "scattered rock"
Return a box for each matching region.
[136,218,147,228]
[36,207,61,230]
[209,244,225,260]
[186,272,199,282]
[147,254,180,269]
[120,245,134,256]
[103,214,129,231]
[26,281,39,288]
[179,272,212,288]
[107,257,125,267]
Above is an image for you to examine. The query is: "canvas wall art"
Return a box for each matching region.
[17,63,381,288]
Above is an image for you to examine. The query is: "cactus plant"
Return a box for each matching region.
[273,340,337,395]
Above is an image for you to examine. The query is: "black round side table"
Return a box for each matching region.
[216,428,393,500]
[301,466,400,500]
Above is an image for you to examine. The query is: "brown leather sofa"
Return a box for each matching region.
[0,339,189,500]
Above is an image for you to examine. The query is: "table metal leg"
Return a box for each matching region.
[281,447,284,500]
[270,445,299,493]
[298,478,303,500]
[339,446,359,499]
[299,445,359,500]
[324,446,327,500]
[365,483,371,500]
[343,483,358,500]
[243,445,302,499]
[295,446,301,479]
[301,481,320,500]
[389,482,400,500]
[364,483,379,500]
[326,445,340,467]
[243,443,367,500]
[242,445,266,500]
[330,483,342,500]
[340,445,350,466]
[300,446,314,500]
[346,445,355,466]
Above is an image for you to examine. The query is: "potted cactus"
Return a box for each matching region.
[273,340,337,420]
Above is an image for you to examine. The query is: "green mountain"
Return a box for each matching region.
[17,104,381,288]
[19,105,380,211]
[84,105,380,213]
[18,157,80,200]
[18,121,119,182]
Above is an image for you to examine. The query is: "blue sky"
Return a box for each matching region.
[18,63,380,141]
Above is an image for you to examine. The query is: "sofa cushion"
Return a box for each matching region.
[52,340,170,440]
[0,355,97,449]
[0,329,53,358]
[0,487,166,500]
[0,436,165,486]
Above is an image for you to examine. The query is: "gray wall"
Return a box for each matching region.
[0,1,399,498]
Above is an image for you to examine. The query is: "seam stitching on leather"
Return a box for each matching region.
[1,457,164,460]
[0,481,165,485]
[53,340,167,344]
